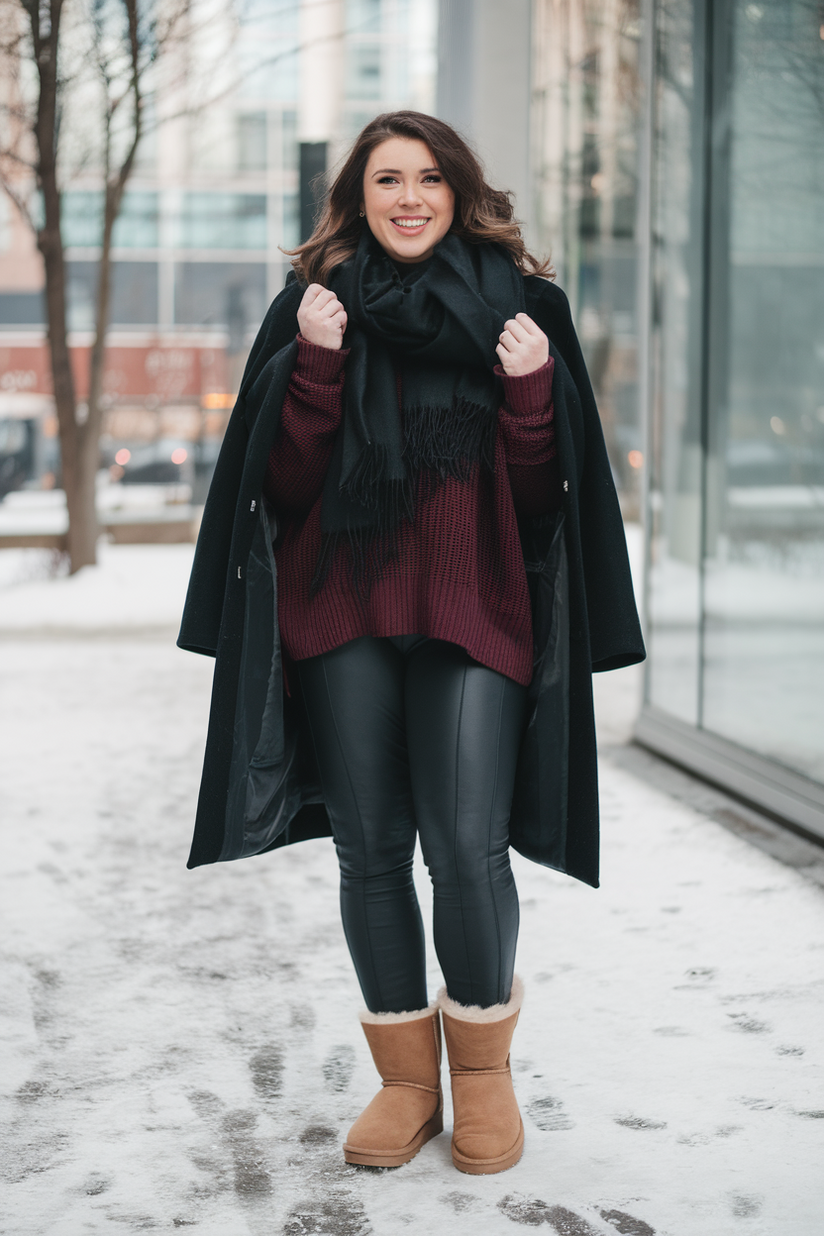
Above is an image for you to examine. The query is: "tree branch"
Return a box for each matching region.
[0,178,36,230]
[0,146,37,174]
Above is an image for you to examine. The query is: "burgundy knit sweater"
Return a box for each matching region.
[263,335,560,685]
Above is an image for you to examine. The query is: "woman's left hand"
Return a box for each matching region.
[496,313,549,377]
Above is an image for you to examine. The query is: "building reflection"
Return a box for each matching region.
[532,0,646,519]
[509,0,824,836]
[640,0,824,833]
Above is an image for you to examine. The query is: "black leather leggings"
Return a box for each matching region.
[297,635,528,1013]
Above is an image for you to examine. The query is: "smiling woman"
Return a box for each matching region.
[180,109,644,1181]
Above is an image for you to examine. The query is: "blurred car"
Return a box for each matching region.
[110,438,195,486]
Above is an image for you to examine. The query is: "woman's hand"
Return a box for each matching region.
[298,284,348,350]
[496,312,549,377]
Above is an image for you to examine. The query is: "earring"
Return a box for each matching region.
[359,210,365,217]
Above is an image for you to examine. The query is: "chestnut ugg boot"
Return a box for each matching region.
[439,977,525,1174]
[343,1006,443,1167]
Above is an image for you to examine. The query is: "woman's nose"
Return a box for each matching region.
[398,181,423,207]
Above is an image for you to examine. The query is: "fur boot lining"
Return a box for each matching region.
[359,1001,439,1026]
[437,975,524,1024]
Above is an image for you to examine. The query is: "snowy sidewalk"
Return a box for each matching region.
[1,545,823,1236]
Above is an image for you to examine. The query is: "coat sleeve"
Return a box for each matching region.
[527,278,645,672]
[177,279,304,656]
[177,395,250,655]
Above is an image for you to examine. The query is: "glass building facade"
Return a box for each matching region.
[532,0,645,520]
[637,0,824,837]
[529,0,824,838]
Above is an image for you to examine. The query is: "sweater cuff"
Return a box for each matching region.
[295,333,349,383]
[495,357,555,416]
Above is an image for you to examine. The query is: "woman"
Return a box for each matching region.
[178,111,644,1176]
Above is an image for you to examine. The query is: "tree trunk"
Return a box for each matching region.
[21,0,171,571]
[31,0,99,572]
[68,426,100,570]
[69,0,143,573]
[38,189,91,563]
[80,186,121,571]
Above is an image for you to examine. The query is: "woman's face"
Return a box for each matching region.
[361,137,455,264]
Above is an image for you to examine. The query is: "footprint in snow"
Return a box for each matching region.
[282,1195,370,1234]
[249,1044,284,1100]
[614,1116,667,1131]
[497,1195,599,1232]
[323,1043,356,1092]
[527,1096,575,1131]
[599,1209,656,1235]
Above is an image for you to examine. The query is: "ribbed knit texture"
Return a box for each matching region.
[264,335,560,686]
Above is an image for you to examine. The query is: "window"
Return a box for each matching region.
[532,0,644,509]
[61,191,159,249]
[347,0,381,33]
[347,44,382,99]
[644,0,824,791]
[700,0,824,781]
[67,262,158,328]
[237,113,268,172]
[174,262,266,330]
[177,194,267,249]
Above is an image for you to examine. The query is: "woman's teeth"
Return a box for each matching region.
[393,218,427,228]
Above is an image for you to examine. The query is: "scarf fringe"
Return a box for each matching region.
[402,398,497,479]
[338,442,414,518]
[312,459,415,597]
[313,400,497,596]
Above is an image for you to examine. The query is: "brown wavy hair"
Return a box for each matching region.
[285,110,553,286]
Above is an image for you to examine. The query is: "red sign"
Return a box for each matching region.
[0,340,230,402]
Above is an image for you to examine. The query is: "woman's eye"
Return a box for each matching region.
[375,174,442,185]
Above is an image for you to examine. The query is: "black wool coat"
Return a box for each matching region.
[178,273,645,888]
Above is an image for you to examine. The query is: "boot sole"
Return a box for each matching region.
[451,1119,524,1175]
[343,1109,444,1167]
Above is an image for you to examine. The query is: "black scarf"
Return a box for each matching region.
[312,228,526,590]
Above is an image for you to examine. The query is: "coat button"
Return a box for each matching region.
[563,479,569,492]
[237,566,242,579]
[250,498,257,512]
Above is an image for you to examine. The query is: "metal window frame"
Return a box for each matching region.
[635,706,824,843]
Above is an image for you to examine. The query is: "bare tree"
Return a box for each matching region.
[0,1,366,573]
[0,0,187,572]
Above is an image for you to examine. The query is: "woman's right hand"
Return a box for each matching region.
[297,284,348,350]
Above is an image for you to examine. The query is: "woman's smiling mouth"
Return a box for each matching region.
[390,217,430,232]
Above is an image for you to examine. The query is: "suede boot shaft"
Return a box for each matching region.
[440,977,525,1174]
[343,1006,443,1167]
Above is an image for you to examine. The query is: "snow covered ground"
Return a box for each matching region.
[0,542,195,637]
[1,541,824,1236]
[0,485,196,537]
